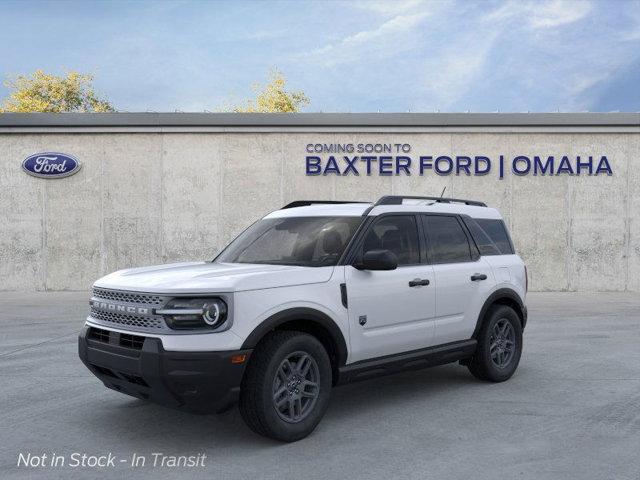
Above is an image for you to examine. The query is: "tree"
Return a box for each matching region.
[234,69,309,113]
[0,70,114,113]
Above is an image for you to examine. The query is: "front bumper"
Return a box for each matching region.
[78,326,252,413]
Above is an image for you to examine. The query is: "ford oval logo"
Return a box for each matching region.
[22,152,81,179]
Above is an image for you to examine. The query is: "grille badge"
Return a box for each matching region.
[90,300,150,316]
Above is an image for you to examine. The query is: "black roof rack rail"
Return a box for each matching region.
[282,200,369,209]
[374,195,487,207]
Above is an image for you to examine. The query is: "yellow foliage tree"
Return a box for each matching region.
[234,70,309,113]
[1,70,114,113]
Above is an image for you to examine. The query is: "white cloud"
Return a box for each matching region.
[566,71,612,98]
[619,0,640,41]
[477,0,636,111]
[328,13,426,47]
[351,0,434,16]
[484,0,592,29]
[482,1,523,23]
[301,11,431,67]
[295,0,455,67]
[530,0,592,28]
[419,29,500,109]
[291,0,633,112]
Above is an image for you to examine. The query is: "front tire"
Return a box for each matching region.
[467,305,523,382]
[239,331,332,442]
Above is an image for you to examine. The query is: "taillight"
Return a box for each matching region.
[524,265,528,292]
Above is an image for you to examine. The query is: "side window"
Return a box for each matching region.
[475,219,514,255]
[361,215,420,265]
[462,217,501,256]
[423,215,472,264]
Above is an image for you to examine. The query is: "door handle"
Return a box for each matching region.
[471,273,488,281]
[409,278,430,287]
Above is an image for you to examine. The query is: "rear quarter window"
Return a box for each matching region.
[463,217,514,255]
[473,218,514,255]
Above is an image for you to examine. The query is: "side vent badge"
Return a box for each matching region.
[359,315,367,326]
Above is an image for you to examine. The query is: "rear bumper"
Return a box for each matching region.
[78,326,251,413]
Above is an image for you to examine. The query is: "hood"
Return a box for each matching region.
[93,261,335,294]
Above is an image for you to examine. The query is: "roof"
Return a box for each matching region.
[266,201,502,220]
[0,112,638,133]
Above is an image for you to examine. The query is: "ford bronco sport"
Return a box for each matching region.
[79,195,527,442]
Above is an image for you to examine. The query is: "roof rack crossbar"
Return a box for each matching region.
[374,195,487,207]
[282,200,369,209]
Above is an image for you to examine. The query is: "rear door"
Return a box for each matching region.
[422,214,494,344]
[345,214,436,362]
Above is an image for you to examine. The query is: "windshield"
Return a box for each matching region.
[215,216,363,267]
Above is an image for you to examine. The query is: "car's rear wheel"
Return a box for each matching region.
[239,331,332,442]
[467,305,522,382]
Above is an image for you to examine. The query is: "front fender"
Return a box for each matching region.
[241,307,348,366]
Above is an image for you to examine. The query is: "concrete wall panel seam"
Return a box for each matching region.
[625,142,631,291]
[567,136,574,292]
[41,163,47,291]
[160,133,165,262]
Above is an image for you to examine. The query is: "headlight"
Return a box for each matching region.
[157,298,228,330]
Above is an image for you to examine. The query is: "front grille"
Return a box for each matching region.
[88,327,110,343]
[90,307,165,330]
[87,327,146,350]
[92,288,164,306]
[120,333,145,350]
[89,288,170,333]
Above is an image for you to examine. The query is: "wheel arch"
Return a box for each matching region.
[241,307,348,385]
[472,288,527,338]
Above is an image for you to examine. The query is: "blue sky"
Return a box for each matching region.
[0,0,638,112]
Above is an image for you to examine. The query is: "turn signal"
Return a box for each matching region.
[231,354,247,364]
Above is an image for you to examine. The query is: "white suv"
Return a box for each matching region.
[79,195,527,442]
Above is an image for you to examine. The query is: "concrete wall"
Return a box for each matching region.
[0,130,638,291]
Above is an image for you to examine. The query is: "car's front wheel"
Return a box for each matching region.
[239,331,332,442]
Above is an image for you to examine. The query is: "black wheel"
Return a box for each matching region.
[239,331,332,442]
[467,305,523,382]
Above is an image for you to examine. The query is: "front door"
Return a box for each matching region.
[345,214,436,363]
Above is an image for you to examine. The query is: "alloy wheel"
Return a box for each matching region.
[272,351,321,423]
[490,319,516,368]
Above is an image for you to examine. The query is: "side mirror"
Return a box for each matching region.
[356,249,398,271]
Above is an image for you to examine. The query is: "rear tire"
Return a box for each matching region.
[239,331,332,442]
[467,305,522,382]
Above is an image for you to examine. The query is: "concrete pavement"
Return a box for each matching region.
[1,291,639,480]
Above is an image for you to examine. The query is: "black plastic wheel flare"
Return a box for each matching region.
[272,351,320,423]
